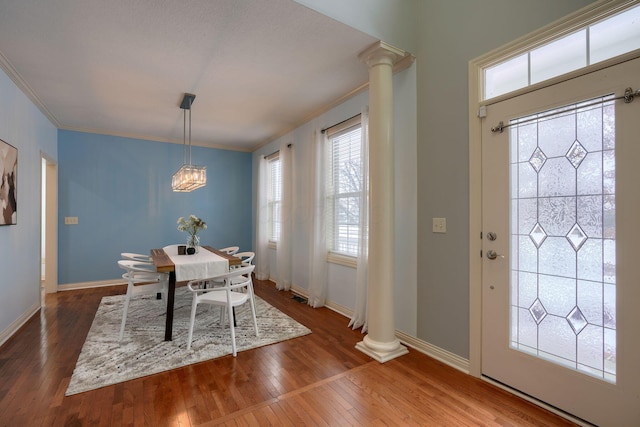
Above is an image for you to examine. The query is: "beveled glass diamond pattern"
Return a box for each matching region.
[529,299,548,324]
[566,223,588,251]
[566,140,588,169]
[529,223,547,248]
[529,147,547,172]
[567,306,588,334]
[510,100,617,382]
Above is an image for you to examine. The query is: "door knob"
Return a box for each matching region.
[486,250,504,260]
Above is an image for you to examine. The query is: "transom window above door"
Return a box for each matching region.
[484,3,640,100]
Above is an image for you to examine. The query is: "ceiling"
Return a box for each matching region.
[0,0,378,151]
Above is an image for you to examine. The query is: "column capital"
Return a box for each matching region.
[358,41,408,68]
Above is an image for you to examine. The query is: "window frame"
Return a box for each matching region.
[324,115,364,265]
[266,152,281,248]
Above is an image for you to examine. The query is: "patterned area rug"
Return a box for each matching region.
[66,287,311,395]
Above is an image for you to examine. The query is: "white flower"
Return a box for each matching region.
[177,215,206,235]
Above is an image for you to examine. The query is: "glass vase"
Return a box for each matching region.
[186,234,200,254]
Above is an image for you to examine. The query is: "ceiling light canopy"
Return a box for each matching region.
[172,93,206,192]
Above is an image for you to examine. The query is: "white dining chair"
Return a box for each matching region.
[206,250,253,286]
[117,259,169,341]
[186,265,258,356]
[224,252,254,289]
[232,251,254,267]
[229,252,255,287]
[120,252,153,263]
[219,246,240,255]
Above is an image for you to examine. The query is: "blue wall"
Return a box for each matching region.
[58,130,252,284]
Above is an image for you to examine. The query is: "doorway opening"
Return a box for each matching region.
[41,154,57,302]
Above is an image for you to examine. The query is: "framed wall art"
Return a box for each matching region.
[0,139,17,225]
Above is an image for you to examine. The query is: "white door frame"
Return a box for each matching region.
[468,0,637,377]
[40,152,58,294]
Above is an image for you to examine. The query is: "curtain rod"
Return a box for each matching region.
[263,143,291,159]
[321,113,361,134]
[491,87,639,133]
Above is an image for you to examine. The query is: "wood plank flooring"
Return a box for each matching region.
[0,278,578,426]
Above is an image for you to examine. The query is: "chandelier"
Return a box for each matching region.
[172,93,207,192]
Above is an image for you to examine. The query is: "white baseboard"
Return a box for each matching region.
[0,302,40,348]
[289,285,353,318]
[289,282,469,373]
[58,279,125,291]
[395,330,470,374]
[324,300,352,318]
[289,284,306,296]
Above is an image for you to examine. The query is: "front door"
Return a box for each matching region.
[481,57,640,426]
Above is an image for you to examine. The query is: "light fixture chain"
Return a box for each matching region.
[183,107,187,165]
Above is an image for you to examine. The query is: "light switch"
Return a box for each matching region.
[432,217,446,233]
[64,216,78,225]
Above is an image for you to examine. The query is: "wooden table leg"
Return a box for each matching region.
[164,271,176,341]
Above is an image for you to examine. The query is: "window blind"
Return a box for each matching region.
[268,155,281,242]
[326,123,362,256]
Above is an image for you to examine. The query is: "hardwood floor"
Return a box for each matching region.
[0,278,577,426]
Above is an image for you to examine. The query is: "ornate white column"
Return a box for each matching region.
[356,41,409,362]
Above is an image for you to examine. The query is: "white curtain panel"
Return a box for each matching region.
[349,107,369,332]
[276,143,293,291]
[307,130,328,308]
[255,156,270,281]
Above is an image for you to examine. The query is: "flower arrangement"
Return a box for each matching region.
[177,215,207,250]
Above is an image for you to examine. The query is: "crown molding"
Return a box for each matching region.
[253,41,415,152]
[59,125,253,153]
[0,49,60,128]
[252,80,370,152]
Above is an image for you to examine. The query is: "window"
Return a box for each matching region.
[267,153,281,242]
[484,3,640,99]
[326,116,363,257]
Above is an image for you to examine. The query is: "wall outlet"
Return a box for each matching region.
[432,217,446,233]
[64,216,78,225]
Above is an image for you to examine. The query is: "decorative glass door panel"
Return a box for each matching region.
[509,96,616,382]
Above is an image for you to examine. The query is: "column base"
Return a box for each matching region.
[356,335,409,363]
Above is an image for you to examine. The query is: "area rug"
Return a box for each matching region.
[66,287,311,395]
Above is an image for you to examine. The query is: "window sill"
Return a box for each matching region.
[327,251,357,268]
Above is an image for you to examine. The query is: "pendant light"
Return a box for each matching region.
[172,93,207,192]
